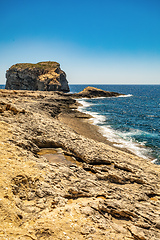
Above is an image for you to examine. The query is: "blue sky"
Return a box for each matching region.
[0,0,160,84]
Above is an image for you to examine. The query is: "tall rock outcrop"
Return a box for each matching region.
[5,61,70,92]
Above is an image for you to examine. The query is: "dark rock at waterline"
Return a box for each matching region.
[70,86,124,98]
[5,61,70,92]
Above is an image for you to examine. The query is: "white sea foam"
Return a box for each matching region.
[77,100,93,111]
[106,94,133,99]
[78,99,107,124]
[89,112,106,125]
[118,94,133,98]
[99,126,151,159]
[151,159,158,164]
[91,97,106,99]
[77,98,152,161]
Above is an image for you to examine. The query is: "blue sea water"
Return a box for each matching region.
[70,85,160,164]
[0,85,5,89]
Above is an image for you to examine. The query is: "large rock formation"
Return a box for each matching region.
[5,61,70,92]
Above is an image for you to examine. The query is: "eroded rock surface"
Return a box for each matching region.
[5,61,70,92]
[0,89,160,239]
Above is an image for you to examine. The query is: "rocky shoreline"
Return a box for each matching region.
[0,89,160,240]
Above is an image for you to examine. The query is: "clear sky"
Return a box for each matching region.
[0,0,160,84]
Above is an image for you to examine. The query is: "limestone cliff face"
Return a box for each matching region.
[5,61,70,92]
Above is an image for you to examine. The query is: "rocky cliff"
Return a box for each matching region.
[5,61,70,92]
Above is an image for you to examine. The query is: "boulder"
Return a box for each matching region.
[5,61,70,92]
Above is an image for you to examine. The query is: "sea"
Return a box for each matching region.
[1,84,160,164]
[70,84,160,165]
[0,85,5,89]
